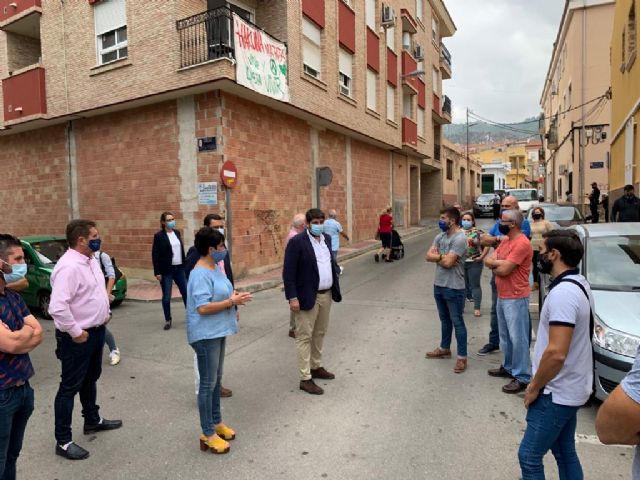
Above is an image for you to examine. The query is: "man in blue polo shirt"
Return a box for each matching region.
[0,234,43,480]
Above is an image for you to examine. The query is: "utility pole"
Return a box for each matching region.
[466,107,469,163]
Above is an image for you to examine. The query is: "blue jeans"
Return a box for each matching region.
[191,337,226,437]
[464,261,483,309]
[0,383,34,480]
[160,265,187,322]
[488,274,500,346]
[518,393,583,480]
[497,297,532,383]
[433,286,467,357]
[54,326,105,444]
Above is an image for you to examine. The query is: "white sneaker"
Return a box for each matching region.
[339,265,344,275]
[109,348,121,366]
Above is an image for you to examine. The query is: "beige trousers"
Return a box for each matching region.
[295,291,332,381]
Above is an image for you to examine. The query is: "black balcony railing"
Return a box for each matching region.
[440,43,452,69]
[176,7,234,69]
[442,95,452,116]
[434,143,441,161]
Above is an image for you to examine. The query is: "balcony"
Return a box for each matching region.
[440,43,452,79]
[2,65,46,123]
[432,94,451,125]
[402,117,418,149]
[0,0,41,36]
[401,50,419,93]
[177,7,234,69]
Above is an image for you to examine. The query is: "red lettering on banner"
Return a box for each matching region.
[234,18,286,63]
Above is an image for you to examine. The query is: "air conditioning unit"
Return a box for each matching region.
[414,45,424,60]
[339,85,350,97]
[381,5,395,26]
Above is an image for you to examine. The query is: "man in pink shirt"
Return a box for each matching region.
[49,220,122,460]
[285,213,306,338]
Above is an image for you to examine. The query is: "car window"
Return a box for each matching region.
[477,195,493,202]
[586,235,640,290]
[508,190,537,201]
[534,206,581,221]
[30,240,68,264]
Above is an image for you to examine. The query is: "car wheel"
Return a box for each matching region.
[38,292,52,320]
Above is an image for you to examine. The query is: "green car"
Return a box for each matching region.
[19,235,127,319]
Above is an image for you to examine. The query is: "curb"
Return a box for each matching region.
[125,226,435,302]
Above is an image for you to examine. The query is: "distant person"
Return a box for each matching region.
[187,227,251,454]
[0,234,43,478]
[49,220,122,461]
[565,191,573,203]
[612,184,640,222]
[283,209,342,395]
[589,182,600,223]
[151,212,187,331]
[323,209,349,273]
[596,346,640,480]
[425,207,468,373]
[485,209,533,394]
[519,230,592,479]
[529,207,553,291]
[492,193,501,220]
[375,207,393,263]
[601,194,610,223]
[284,213,307,338]
[94,247,120,366]
[460,212,489,317]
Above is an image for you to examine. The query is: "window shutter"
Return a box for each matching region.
[303,17,321,46]
[339,49,352,77]
[386,85,395,121]
[366,69,377,111]
[303,41,321,72]
[94,0,126,36]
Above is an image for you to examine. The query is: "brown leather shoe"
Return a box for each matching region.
[299,379,324,395]
[288,329,296,339]
[220,386,232,398]
[502,379,528,394]
[311,367,335,380]
[488,366,512,378]
[425,348,452,359]
[454,358,467,373]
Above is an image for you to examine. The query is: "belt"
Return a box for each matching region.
[317,288,331,294]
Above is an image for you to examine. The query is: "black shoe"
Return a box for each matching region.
[84,418,123,434]
[502,379,528,394]
[163,320,172,330]
[477,343,499,356]
[56,442,90,460]
[488,366,513,378]
[374,253,380,263]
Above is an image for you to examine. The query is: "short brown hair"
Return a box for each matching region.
[66,219,97,247]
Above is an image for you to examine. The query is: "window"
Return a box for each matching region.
[432,15,438,42]
[386,25,395,51]
[338,49,353,97]
[366,69,377,111]
[402,31,412,51]
[417,106,425,137]
[416,0,423,21]
[303,17,322,79]
[365,0,376,30]
[403,92,413,119]
[628,1,637,68]
[341,0,353,6]
[386,85,395,121]
[94,0,127,65]
[432,67,439,93]
[446,160,453,180]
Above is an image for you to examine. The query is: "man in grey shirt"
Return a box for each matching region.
[425,206,468,373]
[597,346,640,478]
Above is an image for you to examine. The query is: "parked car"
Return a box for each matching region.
[538,223,640,401]
[19,236,127,319]
[506,188,539,213]
[473,193,496,217]
[526,203,586,228]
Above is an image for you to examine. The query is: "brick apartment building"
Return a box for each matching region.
[0,0,455,278]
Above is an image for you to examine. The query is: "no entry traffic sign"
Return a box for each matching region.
[221,161,238,188]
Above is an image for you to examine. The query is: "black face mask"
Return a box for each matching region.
[537,252,553,275]
[532,214,543,220]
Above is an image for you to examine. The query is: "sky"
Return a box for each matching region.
[444,0,566,124]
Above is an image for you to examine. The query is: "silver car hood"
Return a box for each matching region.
[592,290,640,337]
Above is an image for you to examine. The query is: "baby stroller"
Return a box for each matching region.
[389,230,404,260]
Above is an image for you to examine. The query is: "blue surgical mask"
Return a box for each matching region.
[461,220,473,230]
[166,220,176,229]
[88,239,102,252]
[438,220,450,232]
[3,263,27,283]
[310,224,324,236]
[498,223,511,235]
[211,249,227,263]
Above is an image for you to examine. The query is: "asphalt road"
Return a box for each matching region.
[20,221,631,479]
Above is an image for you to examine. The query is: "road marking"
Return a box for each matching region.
[575,434,633,448]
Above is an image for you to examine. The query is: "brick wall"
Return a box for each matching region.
[318,129,348,226]
[0,124,70,236]
[5,32,40,73]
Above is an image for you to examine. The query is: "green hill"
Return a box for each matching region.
[444,117,540,144]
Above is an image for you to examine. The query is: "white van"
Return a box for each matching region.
[506,188,539,213]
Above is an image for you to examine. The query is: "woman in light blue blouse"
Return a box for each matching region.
[187,227,251,454]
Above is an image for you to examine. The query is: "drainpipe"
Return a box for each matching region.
[579,1,587,213]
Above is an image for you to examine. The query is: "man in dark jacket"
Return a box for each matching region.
[589,182,601,223]
[612,185,640,222]
[283,208,342,395]
[185,213,234,398]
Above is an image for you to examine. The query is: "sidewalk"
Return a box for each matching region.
[126,223,435,302]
